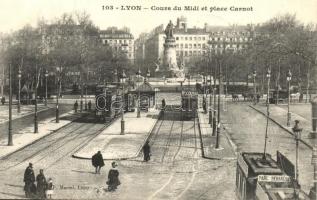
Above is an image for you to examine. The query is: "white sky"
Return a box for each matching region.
[0,0,316,37]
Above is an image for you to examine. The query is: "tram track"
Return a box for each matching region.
[0,117,113,171]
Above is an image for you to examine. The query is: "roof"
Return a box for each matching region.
[99,29,134,39]
[137,81,153,92]
[242,152,283,176]
[174,28,208,35]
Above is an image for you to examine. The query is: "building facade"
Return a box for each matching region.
[99,28,134,62]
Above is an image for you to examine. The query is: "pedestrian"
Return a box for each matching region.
[202,97,207,113]
[88,100,92,111]
[74,100,78,113]
[106,162,120,192]
[299,93,303,103]
[92,151,105,174]
[23,163,35,198]
[46,178,54,199]
[256,94,260,103]
[1,96,5,105]
[143,141,151,162]
[161,98,166,110]
[36,169,47,199]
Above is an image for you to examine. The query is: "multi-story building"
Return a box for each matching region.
[207,24,256,54]
[140,17,257,67]
[99,27,134,62]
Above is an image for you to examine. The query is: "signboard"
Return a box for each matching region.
[257,175,291,183]
[237,154,249,176]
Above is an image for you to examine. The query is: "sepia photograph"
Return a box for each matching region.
[0,0,317,199]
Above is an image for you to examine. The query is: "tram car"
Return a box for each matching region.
[95,85,136,121]
[181,90,198,119]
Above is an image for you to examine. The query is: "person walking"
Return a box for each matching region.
[74,100,78,113]
[92,151,105,174]
[143,141,151,162]
[36,169,47,199]
[106,162,120,192]
[1,96,5,105]
[88,100,92,111]
[24,163,35,198]
[46,178,54,199]
[161,98,166,110]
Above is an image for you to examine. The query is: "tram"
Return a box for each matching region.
[181,90,198,119]
[236,152,309,200]
[95,85,136,121]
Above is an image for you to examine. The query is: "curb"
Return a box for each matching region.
[0,112,87,160]
[72,110,161,161]
[71,116,122,160]
[249,105,313,150]
[197,111,237,159]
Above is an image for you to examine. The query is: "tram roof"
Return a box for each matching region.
[242,152,283,176]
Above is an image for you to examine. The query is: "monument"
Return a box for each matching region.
[155,20,184,78]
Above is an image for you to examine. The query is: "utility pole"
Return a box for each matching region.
[8,63,13,146]
[215,58,222,149]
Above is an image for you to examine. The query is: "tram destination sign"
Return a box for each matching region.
[257,175,291,183]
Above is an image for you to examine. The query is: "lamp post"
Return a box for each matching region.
[209,74,212,124]
[263,68,271,160]
[287,69,292,127]
[44,70,48,106]
[137,68,141,118]
[292,120,302,193]
[17,69,21,113]
[34,65,38,133]
[8,63,13,146]
[120,70,127,135]
[253,70,257,105]
[56,68,61,123]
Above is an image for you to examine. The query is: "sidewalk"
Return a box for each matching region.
[0,111,82,159]
[72,109,160,160]
[250,104,316,149]
[0,103,50,124]
[197,108,236,160]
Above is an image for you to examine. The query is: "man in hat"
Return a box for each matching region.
[92,151,105,174]
[106,162,120,191]
[143,141,151,162]
[24,163,35,198]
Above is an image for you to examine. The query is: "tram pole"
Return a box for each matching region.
[215,58,221,149]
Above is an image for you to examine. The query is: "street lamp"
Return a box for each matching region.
[17,69,21,113]
[44,70,48,106]
[263,68,271,160]
[292,120,302,189]
[253,70,257,105]
[120,70,127,135]
[287,69,292,127]
[137,68,141,118]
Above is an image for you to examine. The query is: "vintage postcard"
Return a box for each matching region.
[0,0,316,199]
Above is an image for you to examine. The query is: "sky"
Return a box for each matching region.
[0,0,316,38]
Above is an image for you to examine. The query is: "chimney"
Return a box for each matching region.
[184,23,187,32]
[204,23,208,32]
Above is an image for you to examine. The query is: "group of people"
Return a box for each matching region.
[23,163,54,199]
[73,100,92,113]
[91,151,121,192]
[91,143,151,192]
